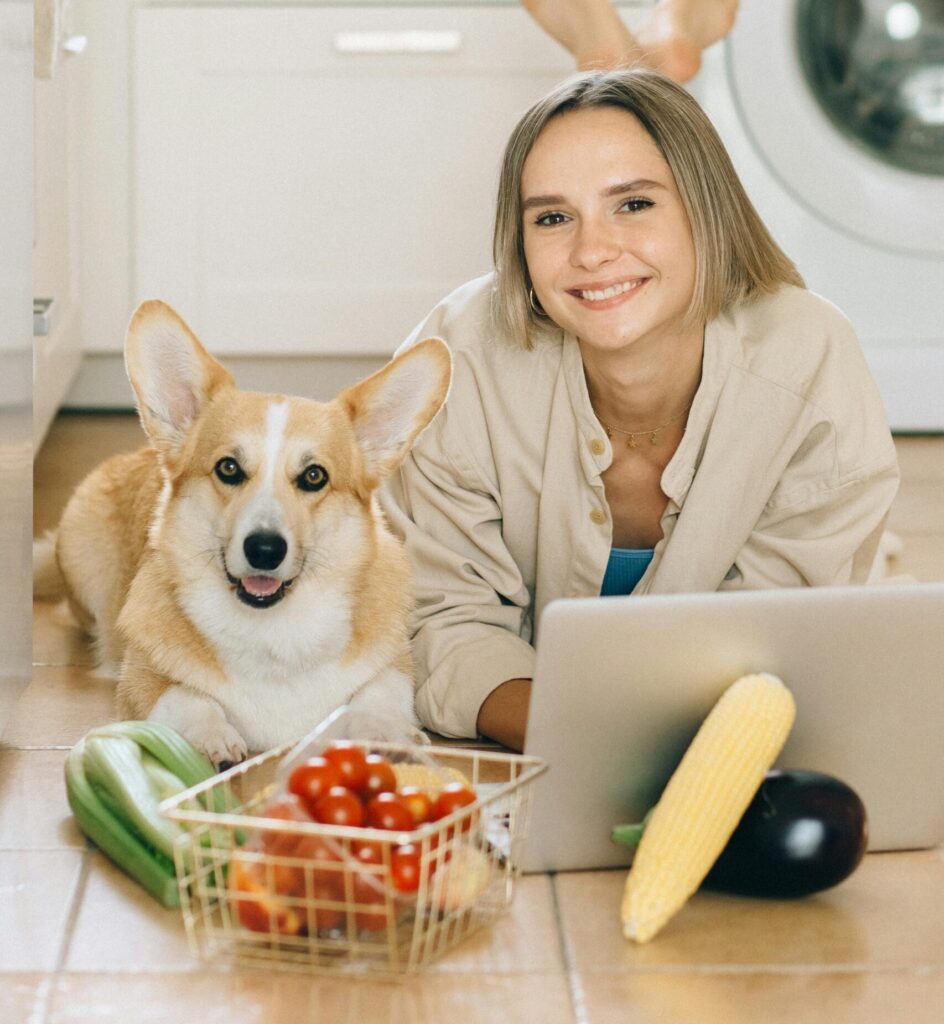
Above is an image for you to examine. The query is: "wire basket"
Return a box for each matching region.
[160,741,546,976]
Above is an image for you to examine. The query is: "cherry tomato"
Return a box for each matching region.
[365,792,415,832]
[360,754,397,799]
[287,756,342,814]
[398,785,433,826]
[308,870,344,932]
[432,783,477,821]
[391,843,423,893]
[322,741,369,791]
[273,833,343,897]
[313,785,365,828]
[255,796,311,857]
[350,864,389,932]
[351,837,387,862]
[231,854,303,935]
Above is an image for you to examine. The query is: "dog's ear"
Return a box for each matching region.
[339,337,452,483]
[125,300,234,456]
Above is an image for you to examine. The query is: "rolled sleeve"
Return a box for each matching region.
[381,404,535,739]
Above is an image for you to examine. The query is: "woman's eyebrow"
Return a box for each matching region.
[522,179,667,210]
[603,179,666,196]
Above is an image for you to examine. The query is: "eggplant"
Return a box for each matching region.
[612,770,869,899]
[702,770,868,898]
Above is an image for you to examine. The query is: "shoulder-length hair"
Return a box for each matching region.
[492,69,805,348]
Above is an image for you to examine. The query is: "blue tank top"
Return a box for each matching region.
[600,547,655,596]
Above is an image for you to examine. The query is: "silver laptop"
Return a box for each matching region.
[521,582,944,873]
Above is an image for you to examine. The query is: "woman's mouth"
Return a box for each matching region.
[569,278,649,308]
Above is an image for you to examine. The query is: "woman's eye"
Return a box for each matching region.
[297,464,329,492]
[534,211,568,227]
[621,198,654,213]
[214,457,245,485]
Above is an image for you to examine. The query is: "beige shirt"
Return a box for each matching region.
[381,274,900,739]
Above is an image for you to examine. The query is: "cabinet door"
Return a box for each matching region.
[134,6,572,356]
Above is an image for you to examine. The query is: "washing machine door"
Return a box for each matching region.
[727,0,944,256]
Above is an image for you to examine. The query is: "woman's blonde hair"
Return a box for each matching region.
[492,69,804,348]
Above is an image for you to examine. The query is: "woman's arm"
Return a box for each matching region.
[476,678,532,752]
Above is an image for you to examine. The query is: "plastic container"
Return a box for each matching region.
[160,709,546,976]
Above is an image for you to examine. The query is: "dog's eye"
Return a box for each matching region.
[215,457,245,485]
[297,464,329,492]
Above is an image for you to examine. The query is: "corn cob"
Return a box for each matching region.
[65,720,217,907]
[620,673,796,943]
[392,762,471,793]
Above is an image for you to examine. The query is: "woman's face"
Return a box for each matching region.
[521,106,698,354]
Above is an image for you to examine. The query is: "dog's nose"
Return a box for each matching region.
[243,531,287,571]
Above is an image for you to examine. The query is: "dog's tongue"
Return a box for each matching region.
[242,576,282,597]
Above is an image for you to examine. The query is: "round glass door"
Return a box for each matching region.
[796,0,944,176]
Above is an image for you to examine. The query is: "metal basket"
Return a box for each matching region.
[160,742,546,976]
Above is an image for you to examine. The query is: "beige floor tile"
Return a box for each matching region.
[893,436,944,483]
[33,413,143,538]
[555,850,944,971]
[888,532,944,583]
[430,874,564,973]
[0,748,84,849]
[886,479,944,535]
[64,852,195,972]
[47,969,575,1024]
[0,974,53,1024]
[0,850,85,971]
[579,968,944,1024]
[4,666,115,749]
[33,600,95,669]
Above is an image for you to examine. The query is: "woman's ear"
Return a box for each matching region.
[124,300,234,457]
[338,337,452,485]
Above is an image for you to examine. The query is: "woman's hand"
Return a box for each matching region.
[476,678,532,752]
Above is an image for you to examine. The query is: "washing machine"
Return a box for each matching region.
[689,0,944,431]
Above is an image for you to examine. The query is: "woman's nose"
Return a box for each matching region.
[569,218,621,271]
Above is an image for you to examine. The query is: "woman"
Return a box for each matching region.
[381,71,899,751]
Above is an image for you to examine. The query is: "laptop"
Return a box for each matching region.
[520,582,944,873]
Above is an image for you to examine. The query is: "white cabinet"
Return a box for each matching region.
[132,5,572,356]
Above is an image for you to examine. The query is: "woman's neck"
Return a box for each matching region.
[580,323,705,432]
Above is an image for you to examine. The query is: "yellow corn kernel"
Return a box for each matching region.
[392,762,470,794]
[621,672,796,943]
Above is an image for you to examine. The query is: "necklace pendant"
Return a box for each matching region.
[650,431,658,444]
[628,435,637,449]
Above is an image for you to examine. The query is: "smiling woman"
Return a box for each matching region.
[380,69,900,752]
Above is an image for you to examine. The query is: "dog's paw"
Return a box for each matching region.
[183,721,249,772]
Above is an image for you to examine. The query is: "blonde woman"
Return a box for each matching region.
[381,71,898,751]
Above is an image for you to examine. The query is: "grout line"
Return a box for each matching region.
[548,873,590,1024]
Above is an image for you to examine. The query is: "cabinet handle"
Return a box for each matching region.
[333,30,461,55]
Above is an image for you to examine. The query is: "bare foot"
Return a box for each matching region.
[635,0,740,83]
[522,0,644,71]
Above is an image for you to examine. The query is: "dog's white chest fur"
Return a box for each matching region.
[180,580,382,750]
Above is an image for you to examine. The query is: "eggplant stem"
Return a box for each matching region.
[611,808,655,847]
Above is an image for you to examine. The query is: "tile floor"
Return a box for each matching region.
[7,414,944,1023]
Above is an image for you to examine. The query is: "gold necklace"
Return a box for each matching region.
[595,405,691,448]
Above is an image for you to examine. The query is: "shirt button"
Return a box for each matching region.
[590,507,607,525]
[589,437,606,456]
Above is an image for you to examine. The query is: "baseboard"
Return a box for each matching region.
[64,346,944,433]
[65,352,389,409]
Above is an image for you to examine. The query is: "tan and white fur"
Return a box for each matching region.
[35,301,451,767]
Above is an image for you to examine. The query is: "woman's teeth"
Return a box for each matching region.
[579,280,642,301]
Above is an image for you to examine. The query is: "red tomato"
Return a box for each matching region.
[256,795,312,857]
[272,833,343,897]
[432,783,477,821]
[287,756,342,813]
[313,785,365,828]
[391,843,423,893]
[231,854,303,936]
[398,786,433,826]
[351,837,387,862]
[365,792,415,832]
[308,870,345,932]
[360,754,397,799]
[350,865,389,932]
[323,741,369,790]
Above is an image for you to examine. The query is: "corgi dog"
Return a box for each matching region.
[35,301,451,768]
